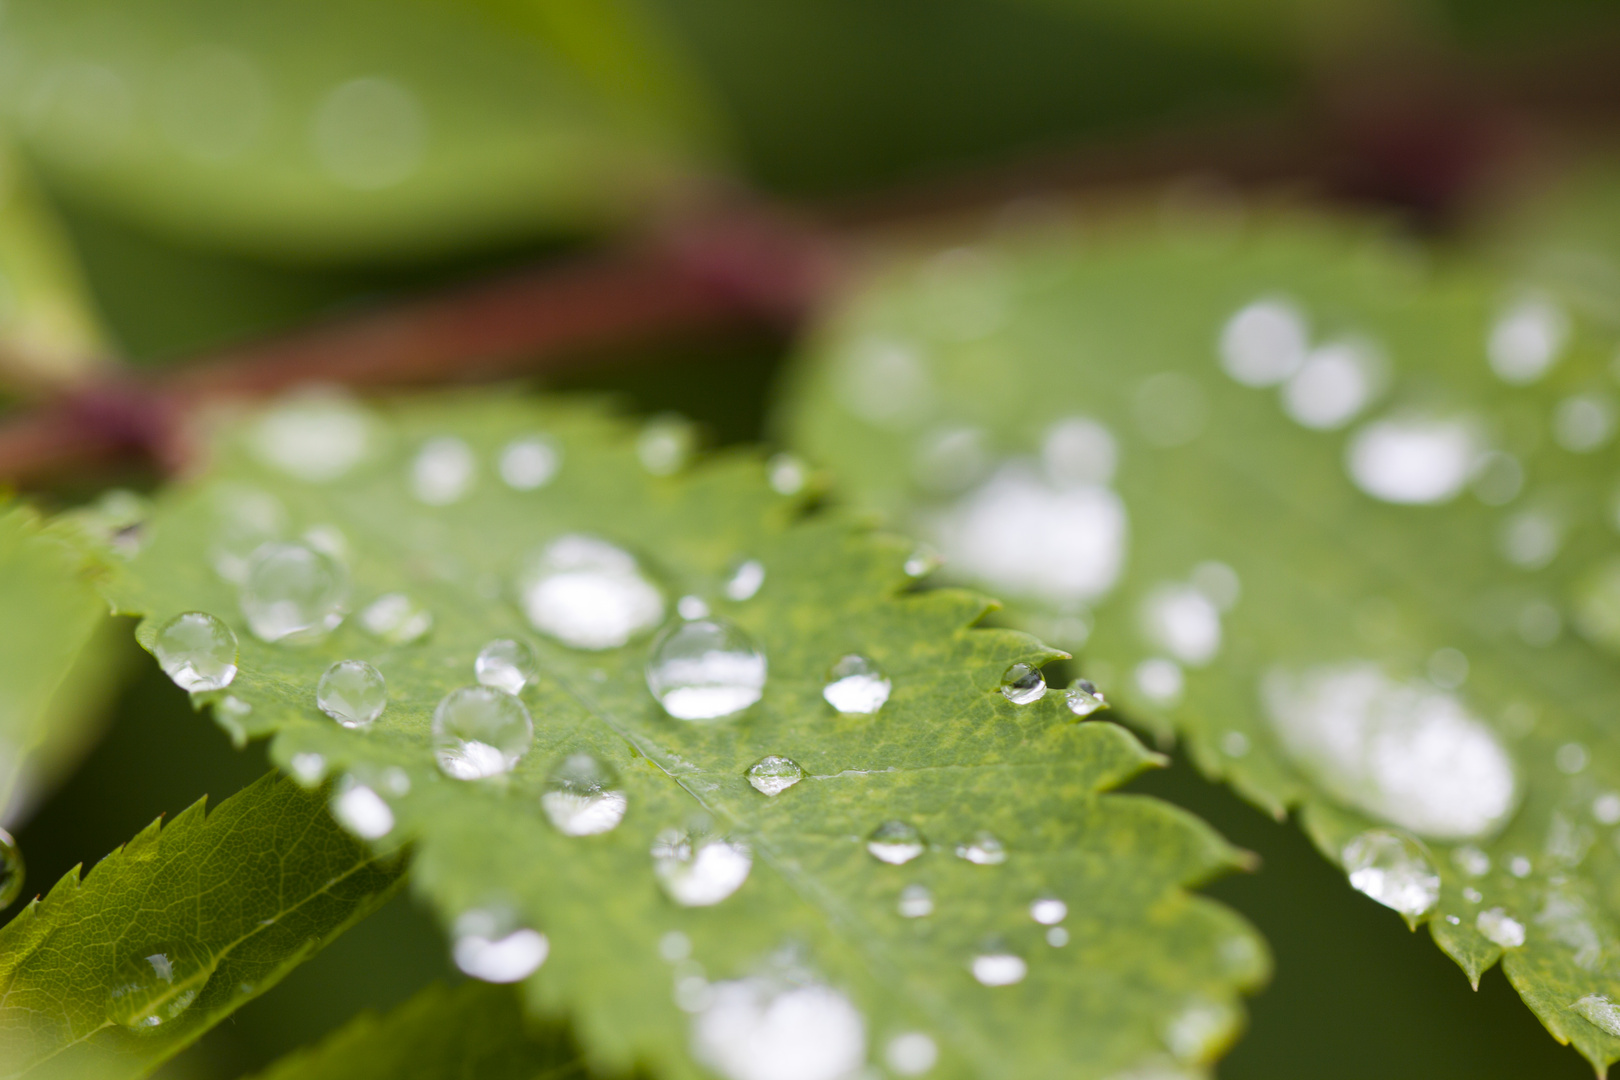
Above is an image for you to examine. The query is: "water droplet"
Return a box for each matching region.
[1554,394,1616,452]
[955,831,1006,865]
[0,828,24,909]
[1499,510,1562,570]
[331,776,394,839]
[1346,417,1482,505]
[239,542,348,643]
[108,943,207,1031]
[692,977,867,1080]
[823,655,891,714]
[1264,663,1518,840]
[768,453,808,495]
[1426,647,1469,689]
[838,336,934,427]
[1046,927,1070,947]
[1135,658,1184,706]
[249,393,373,482]
[1477,906,1526,947]
[1065,678,1108,718]
[1281,339,1385,430]
[499,435,560,490]
[970,950,1027,987]
[903,544,943,578]
[1445,914,1460,925]
[475,638,539,695]
[678,595,711,620]
[1471,451,1524,506]
[747,756,804,796]
[725,558,766,601]
[1043,416,1117,487]
[1221,730,1251,757]
[1509,855,1532,878]
[1220,298,1308,387]
[1557,742,1589,775]
[452,908,549,983]
[152,612,238,692]
[1488,296,1568,384]
[651,829,752,906]
[867,821,926,865]
[516,535,664,650]
[638,414,696,475]
[897,884,933,918]
[885,1032,938,1076]
[312,77,425,190]
[1463,886,1483,904]
[1191,561,1241,610]
[1452,846,1490,877]
[207,485,286,582]
[913,426,989,493]
[1163,998,1239,1064]
[1592,792,1620,825]
[1030,898,1067,925]
[1134,372,1208,448]
[213,692,252,747]
[359,593,433,645]
[433,687,533,780]
[659,931,692,961]
[411,436,476,505]
[646,617,767,721]
[1000,663,1046,704]
[541,754,627,836]
[1342,830,1439,917]
[1574,995,1620,1037]
[1139,584,1222,666]
[288,752,327,786]
[930,463,1126,605]
[316,660,387,729]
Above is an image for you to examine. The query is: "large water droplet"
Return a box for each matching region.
[107,943,208,1031]
[359,593,433,645]
[692,977,867,1080]
[1346,417,1481,505]
[239,542,348,643]
[867,821,926,865]
[647,617,767,721]
[823,655,891,715]
[1574,995,1620,1037]
[1139,584,1222,666]
[1281,339,1385,431]
[885,1032,938,1076]
[452,908,549,983]
[652,829,752,906]
[476,638,539,695]
[1219,298,1308,387]
[897,884,933,918]
[1065,678,1108,718]
[999,663,1045,704]
[152,611,238,691]
[498,435,560,490]
[970,948,1027,987]
[1488,295,1568,384]
[747,755,804,797]
[725,558,766,601]
[433,686,534,780]
[411,436,476,505]
[541,754,627,836]
[330,776,394,839]
[1342,830,1439,917]
[1264,662,1518,840]
[1030,898,1067,925]
[1477,906,1526,947]
[248,394,373,482]
[207,485,286,582]
[316,660,387,729]
[515,535,664,650]
[955,831,1006,865]
[0,828,24,909]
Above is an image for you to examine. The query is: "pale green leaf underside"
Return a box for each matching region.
[249,981,584,1080]
[0,772,405,1079]
[779,204,1620,1068]
[106,393,1265,1080]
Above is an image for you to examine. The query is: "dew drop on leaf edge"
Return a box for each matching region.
[1342,830,1439,918]
[152,611,238,692]
[452,908,550,983]
[1065,678,1107,718]
[1000,662,1046,704]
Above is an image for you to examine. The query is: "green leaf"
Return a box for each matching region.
[776,206,1620,1068]
[249,981,584,1080]
[0,0,723,261]
[104,392,1266,1079]
[0,771,405,1079]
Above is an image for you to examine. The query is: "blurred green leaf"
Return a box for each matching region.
[778,203,1620,1070]
[104,392,1266,1079]
[0,771,405,1079]
[0,0,724,261]
[248,981,584,1080]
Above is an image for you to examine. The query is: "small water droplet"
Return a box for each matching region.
[1191,561,1241,610]
[1554,394,1617,452]
[108,943,208,1031]
[886,1032,938,1076]
[1139,584,1222,666]
[452,908,549,982]
[411,436,476,505]
[1219,297,1308,387]
[359,593,432,645]
[999,663,1045,704]
[1499,511,1562,570]
[1221,730,1250,757]
[1477,906,1525,947]
[746,755,804,796]
[249,393,372,482]
[1509,855,1532,878]
[1557,742,1589,775]
[678,595,711,620]
[725,558,766,601]
[955,831,1006,865]
[1445,914,1460,925]
[659,930,692,961]
[207,485,286,582]
[1135,658,1184,705]
[903,544,942,578]
[499,435,560,490]
[646,617,766,721]
[1045,927,1069,947]
[897,884,933,918]
[651,829,752,906]
[331,776,393,838]
[1030,898,1067,925]
[823,655,891,715]
[867,821,926,865]
[1592,792,1620,825]
[475,638,539,695]
[1488,295,1568,384]
[1342,830,1439,917]
[1281,339,1385,430]
[970,949,1027,987]
[638,414,696,475]
[767,452,809,495]
[432,687,533,780]
[239,542,348,643]
[1452,846,1490,877]
[0,828,24,909]
[515,535,664,650]
[1574,994,1620,1037]
[1463,886,1483,903]
[288,752,326,786]
[1426,647,1469,689]
[541,754,627,836]
[1471,451,1524,505]
[1346,417,1482,505]
[692,977,867,1080]
[316,660,387,729]
[1064,678,1108,719]
[1042,416,1117,487]
[152,611,238,691]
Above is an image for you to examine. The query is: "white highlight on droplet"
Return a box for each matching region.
[1346,416,1481,505]
[1219,298,1308,387]
[1280,340,1384,430]
[499,436,561,490]
[1488,296,1568,384]
[691,978,867,1080]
